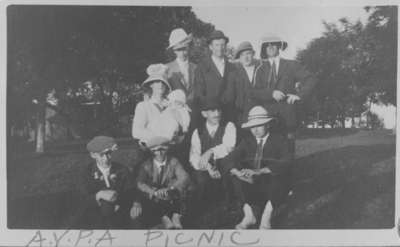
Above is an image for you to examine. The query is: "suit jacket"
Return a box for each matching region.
[79,161,136,208]
[227,60,262,124]
[166,60,197,106]
[136,157,190,195]
[193,56,238,122]
[224,132,292,176]
[250,58,317,129]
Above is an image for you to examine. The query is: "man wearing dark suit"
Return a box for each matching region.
[229,41,263,125]
[224,106,292,229]
[165,28,198,169]
[193,30,237,125]
[250,35,317,156]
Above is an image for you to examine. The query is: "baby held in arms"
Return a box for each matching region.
[147,89,191,145]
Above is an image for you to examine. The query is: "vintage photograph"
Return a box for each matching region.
[6,3,397,231]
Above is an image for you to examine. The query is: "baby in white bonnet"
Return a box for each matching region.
[146,89,191,145]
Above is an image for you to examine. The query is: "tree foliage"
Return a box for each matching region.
[297,6,397,127]
[7,6,215,142]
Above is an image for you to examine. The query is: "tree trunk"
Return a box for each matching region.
[35,104,46,153]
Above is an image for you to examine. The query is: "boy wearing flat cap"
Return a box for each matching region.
[224,106,292,229]
[79,136,141,228]
[136,137,190,229]
[189,98,236,209]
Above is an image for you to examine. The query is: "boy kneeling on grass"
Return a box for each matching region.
[136,136,190,229]
[224,106,292,229]
[80,136,142,228]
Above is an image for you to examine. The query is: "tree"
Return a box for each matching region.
[297,6,397,127]
[7,6,215,152]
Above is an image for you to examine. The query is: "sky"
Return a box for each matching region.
[192,6,369,59]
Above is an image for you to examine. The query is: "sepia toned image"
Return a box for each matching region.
[5,2,396,237]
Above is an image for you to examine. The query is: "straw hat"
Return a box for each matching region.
[241,106,275,129]
[167,28,193,50]
[142,64,171,91]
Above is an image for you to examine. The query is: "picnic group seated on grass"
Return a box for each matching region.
[80,27,317,229]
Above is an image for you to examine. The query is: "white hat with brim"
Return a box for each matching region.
[142,75,171,91]
[241,106,276,129]
[260,35,288,50]
[167,28,193,50]
[141,64,171,91]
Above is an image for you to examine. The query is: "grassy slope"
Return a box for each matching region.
[7,129,396,229]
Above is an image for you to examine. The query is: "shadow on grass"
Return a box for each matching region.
[278,144,395,229]
[8,144,395,229]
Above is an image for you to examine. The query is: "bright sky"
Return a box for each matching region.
[193,6,369,59]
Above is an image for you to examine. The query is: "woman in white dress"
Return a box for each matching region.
[131,64,171,145]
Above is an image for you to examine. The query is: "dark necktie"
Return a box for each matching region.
[158,165,165,186]
[254,139,264,169]
[269,61,277,88]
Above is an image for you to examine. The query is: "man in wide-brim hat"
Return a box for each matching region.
[165,28,196,106]
[250,34,317,157]
[165,28,198,172]
[223,106,292,230]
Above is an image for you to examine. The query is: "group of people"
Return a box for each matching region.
[79,28,317,230]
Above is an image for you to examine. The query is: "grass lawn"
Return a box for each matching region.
[7,129,396,229]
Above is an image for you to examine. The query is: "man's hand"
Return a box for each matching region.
[230,168,243,177]
[96,190,118,203]
[199,149,213,169]
[154,188,170,200]
[286,94,301,104]
[272,90,286,102]
[130,202,142,219]
[241,169,258,178]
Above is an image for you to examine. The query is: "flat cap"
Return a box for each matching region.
[86,136,117,153]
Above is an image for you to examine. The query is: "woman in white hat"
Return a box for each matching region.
[223,106,292,229]
[131,64,172,144]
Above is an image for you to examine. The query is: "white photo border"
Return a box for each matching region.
[1,0,399,246]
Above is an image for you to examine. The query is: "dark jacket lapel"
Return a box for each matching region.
[277,58,288,82]
[207,56,224,80]
[188,62,196,91]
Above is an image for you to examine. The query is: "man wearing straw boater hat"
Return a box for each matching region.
[193,30,238,125]
[166,28,197,108]
[250,35,317,156]
[224,106,292,229]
